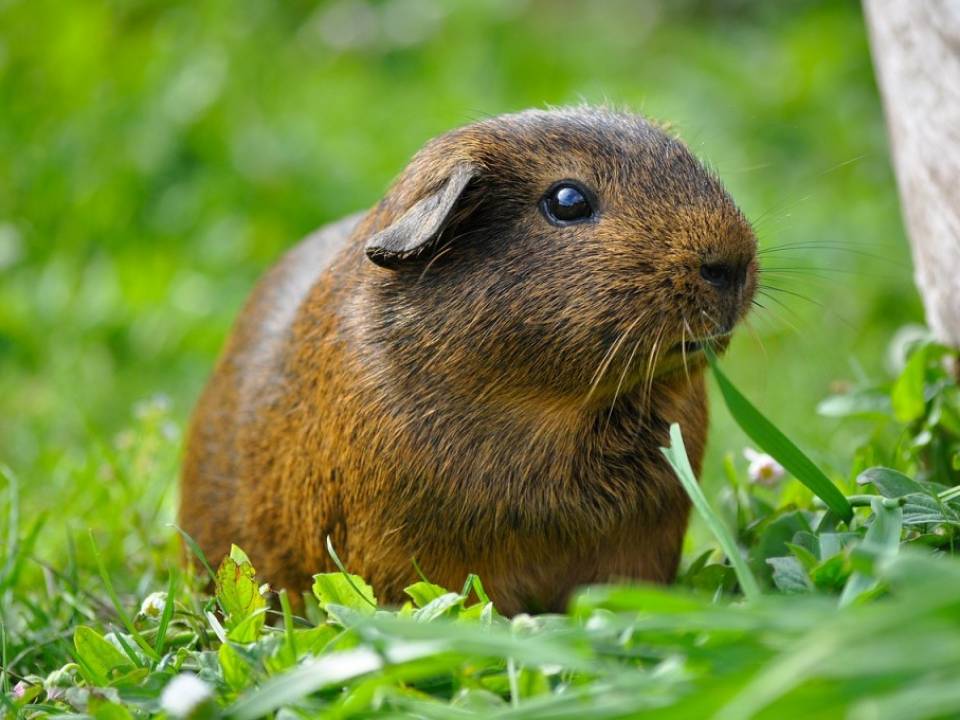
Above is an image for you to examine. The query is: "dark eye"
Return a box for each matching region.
[541,182,594,224]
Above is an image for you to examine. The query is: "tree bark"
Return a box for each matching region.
[863,0,960,349]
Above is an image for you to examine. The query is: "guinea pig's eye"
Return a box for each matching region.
[540,182,595,225]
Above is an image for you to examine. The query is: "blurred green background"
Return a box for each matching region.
[0,0,919,559]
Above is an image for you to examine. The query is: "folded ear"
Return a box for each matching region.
[365,164,478,269]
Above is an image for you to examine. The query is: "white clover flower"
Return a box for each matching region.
[510,613,539,636]
[743,448,785,486]
[140,591,168,619]
[160,673,213,718]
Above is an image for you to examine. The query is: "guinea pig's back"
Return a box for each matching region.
[180,212,363,564]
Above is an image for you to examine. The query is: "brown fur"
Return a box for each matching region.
[180,107,757,614]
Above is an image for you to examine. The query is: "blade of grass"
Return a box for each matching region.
[1,623,8,697]
[228,648,384,720]
[325,536,378,609]
[154,571,178,655]
[661,423,761,602]
[411,556,432,585]
[88,531,160,662]
[279,589,297,660]
[111,628,145,668]
[507,656,520,708]
[704,346,853,522]
[168,524,217,583]
[5,514,47,593]
[1,464,20,591]
[460,574,490,604]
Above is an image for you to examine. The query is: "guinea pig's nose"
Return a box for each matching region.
[699,261,745,292]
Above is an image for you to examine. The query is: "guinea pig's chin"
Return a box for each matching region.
[655,334,733,376]
[652,348,708,379]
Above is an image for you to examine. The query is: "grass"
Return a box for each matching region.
[4,334,960,717]
[3,0,958,717]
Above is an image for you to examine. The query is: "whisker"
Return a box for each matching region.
[642,325,666,411]
[759,240,878,252]
[757,243,893,264]
[743,316,769,371]
[649,329,667,402]
[762,284,858,331]
[681,318,697,387]
[817,154,868,176]
[680,320,689,385]
[722,161,774,174]
[699,309,723,337]
[753,290,808,337]
[761,266,870,277]
[749,194,813,230]
[756,283,825,309]
[583,316,643,406]
[587,331,622,386]
[760,267,904,291]
[757,273,846,294]
[747,298,785,333]
[603,335,643,436]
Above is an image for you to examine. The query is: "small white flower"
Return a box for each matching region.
[585,610,615,633]
[140,591,168,619]
[743,448,785,486]
[160,673,213,718]
[510,613,539,636]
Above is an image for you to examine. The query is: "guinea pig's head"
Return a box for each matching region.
[361,107,757,406]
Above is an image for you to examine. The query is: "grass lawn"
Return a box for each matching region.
[4,1,959,717]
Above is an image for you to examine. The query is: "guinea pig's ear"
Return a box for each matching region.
[364,164,478,269]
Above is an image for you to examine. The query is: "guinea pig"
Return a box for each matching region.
[180,106,757,614]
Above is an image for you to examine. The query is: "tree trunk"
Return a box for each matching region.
[863,0,960,349]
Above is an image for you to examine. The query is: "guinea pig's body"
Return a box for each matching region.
[181,107,756,614]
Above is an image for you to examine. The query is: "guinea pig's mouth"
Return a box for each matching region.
[668,334,730,355]
[676,340,704,354]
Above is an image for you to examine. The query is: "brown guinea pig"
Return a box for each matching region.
[180,106,757,614]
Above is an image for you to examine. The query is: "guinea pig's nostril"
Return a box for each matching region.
[699,261,735,289]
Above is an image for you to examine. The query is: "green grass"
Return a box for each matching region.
[4,340,960,717]
[4,0,958,717]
